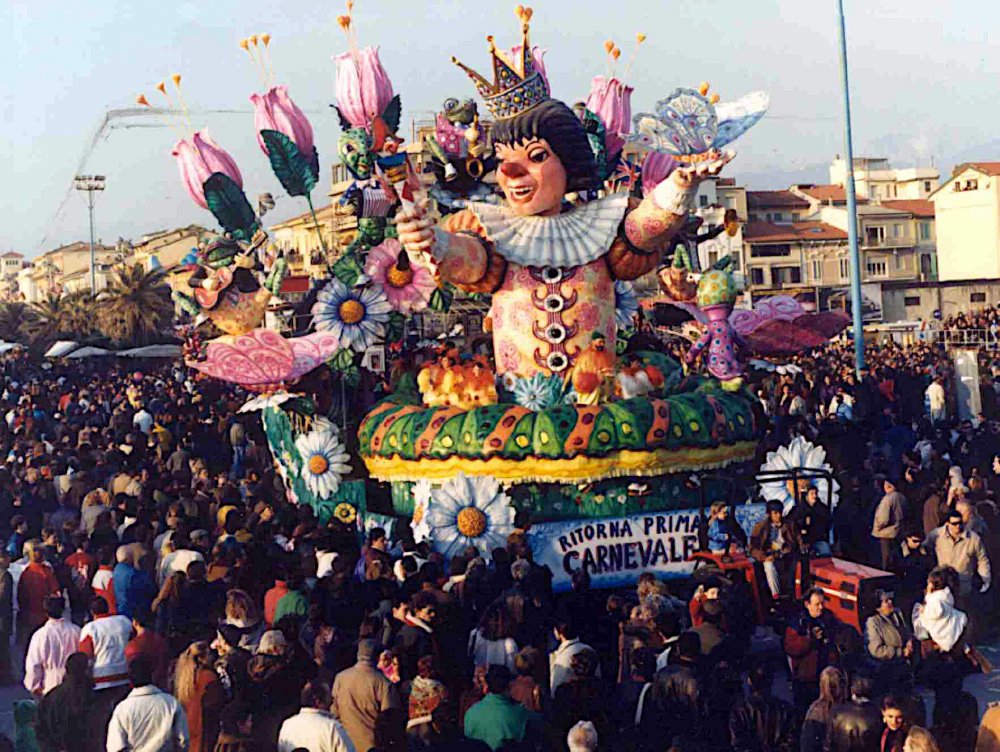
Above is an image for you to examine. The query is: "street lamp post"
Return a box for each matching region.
[74,175,106,295]
[835,0,866,375]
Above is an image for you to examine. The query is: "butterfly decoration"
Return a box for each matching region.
[631,87,769,161]
[606,157,642,195]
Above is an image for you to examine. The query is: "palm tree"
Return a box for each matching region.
[0,301,32,343]
[61,291,98,339]
[24,295,71,346]
[97,263,174,346]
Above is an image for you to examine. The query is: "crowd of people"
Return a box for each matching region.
[4,324,1000,752]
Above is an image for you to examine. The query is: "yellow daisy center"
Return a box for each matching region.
[308,454,330,475]
[413,505,424,525]
[456,507,487,538]
[385,264,414,289]
[339,299,366,325]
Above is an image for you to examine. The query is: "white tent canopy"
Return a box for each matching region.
[116,344,182,358]
[65,346,113,359]
[44,341,79,358]
[0,342,23,355]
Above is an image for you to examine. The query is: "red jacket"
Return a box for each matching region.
[783,613,837,682]
[125,630,170,690]
[263,580,288,627]
[17,563,60,630]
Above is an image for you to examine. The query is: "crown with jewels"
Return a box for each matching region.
[451,6,549,121]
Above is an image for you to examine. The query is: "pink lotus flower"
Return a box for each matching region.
[506,45,549,91]
[334,46,394,129]
[641,151,679,197]
[585,75,633,157]
[171,130,243,210]
[250,85,315,158]
[364,239,436,314]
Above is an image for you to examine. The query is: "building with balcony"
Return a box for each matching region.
[18,241,122,302]
[131,225,209,272]
[747,190,811,223]
[267,204,338,278]
[929,162,1000,282]
[829,156,940,201]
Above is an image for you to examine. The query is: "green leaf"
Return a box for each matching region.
[385,311,406,344]
[260,129,317,198]
[342,364,361,389]
[329,348,354,371]
[203,173,259,242]
[428,286,454,312]
[332,253,363,287]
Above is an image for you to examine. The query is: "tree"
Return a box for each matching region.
[24,295,74,346]
[97,263,174,346]
[0,302,32,343]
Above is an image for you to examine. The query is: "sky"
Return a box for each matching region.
[3,0,999,258]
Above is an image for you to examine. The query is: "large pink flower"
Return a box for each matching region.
[506,45,549,91]
[585,75,633,157]
[250,85,315,158]
[334,46,395,129]
[171,130,243,210]
[364,239,436,314]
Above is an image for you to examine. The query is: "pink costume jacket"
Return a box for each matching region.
[24,616,81,695]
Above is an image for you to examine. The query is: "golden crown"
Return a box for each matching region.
[451,7,549,121]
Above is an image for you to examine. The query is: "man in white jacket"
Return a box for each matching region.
[24,595,80,697]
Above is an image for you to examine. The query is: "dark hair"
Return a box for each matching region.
[676,631,701,661]
[300,680,332,709]
[805,587,825,604]
[219,703,253,735]
[570,648,598,678]
[417,655,437,679]
[368,527,386,543]
[850,673,873,699]
[64,652,90,683]
[748,662,773,693]
[555,619,579,640]
[766,500,784,514]
[485,664,513,694]
[490,99,599,193]
[44,595,64,619]
[132,608,154,629]
[881,694,903,712]
[128,654,154,687]
[409,591,436,613]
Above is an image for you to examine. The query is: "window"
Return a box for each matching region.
[811,260,822,280]
[893,223,903,239]
[707,250,719,266]
[894,253,904,271]
[919,222,931,241]
[750,267,766,286]
[866,258,888,277]
[699,194,709,208]
[772,266,802,285]
[724,197,735,209]
[750,244,791,258]
[839,258,850,279]
[924,181,932,193]
[749,213,759,222]
[971,292,987,303]
[729,253,741,271]
[904,295,921,307]
[792,213,801,222]
[865,226,886,247]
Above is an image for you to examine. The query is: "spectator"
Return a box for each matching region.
[646,631,703,744]
[728,662,797,752]
[213,703,257,752]
[926,509,991,598]
[0,550,12,684]
[549,617,595,697]
[331,638,400,752]
[706,502,735,554]
[212,624,253,706]
[567,720,599,752]
[17,539,61,645]
[463,665,539,751]
[106,655,189,752]
[394,591,440,682]
[248,629,305,749]
[873,479,908,570]
[407,655,448,741]
[509,646,544,714]
[24,594,80,697]
[111,544,155,621]
[552,648,608,743]
[864,589,914,690]
[881,695,908,752]
[827,674,881,752]
[468,601,518,672]
[801,666,849,752]
[904,726,940,752]
[750,501,799,600]
[788,485,832,556]
[35,652,95,752]
[175,641,226,752]
[783,587,837,715]
[124,608,170,691]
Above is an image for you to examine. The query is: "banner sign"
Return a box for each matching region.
[530,503,765,592]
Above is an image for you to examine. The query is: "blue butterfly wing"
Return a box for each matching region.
[713,91,769,149]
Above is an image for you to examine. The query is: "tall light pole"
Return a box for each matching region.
[836,0,866,374]
[74,175,106,295]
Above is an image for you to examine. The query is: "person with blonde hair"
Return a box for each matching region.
[706,501,735,554]
[801,666,849,752]
[174,640,225,752]
[903,726,940,752]
[567,720,599,752]
[223,588,265,652]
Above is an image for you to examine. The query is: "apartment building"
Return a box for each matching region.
[930,162,1000,282]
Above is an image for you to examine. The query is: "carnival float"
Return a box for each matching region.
[140,4,847,589]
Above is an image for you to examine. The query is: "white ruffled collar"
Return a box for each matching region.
[467,193,629,268]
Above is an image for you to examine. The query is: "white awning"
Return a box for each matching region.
[44,341,79,358]
[64,346,113,359]
[116,344,182,358]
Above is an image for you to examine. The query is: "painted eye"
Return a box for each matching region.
[529,150,548,164]
[342,143,356,155]
[443,98,459,110]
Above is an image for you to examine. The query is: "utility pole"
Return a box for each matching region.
[74,175,106,295]
[835,0,866,375]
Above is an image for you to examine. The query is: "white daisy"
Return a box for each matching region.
[759,435,840,512]
[614,280,640,329]
[294,421,353,500]
[410,479,433,543]
[425,473,515,560]
[311,279,392,352]
[239,391,294,414]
